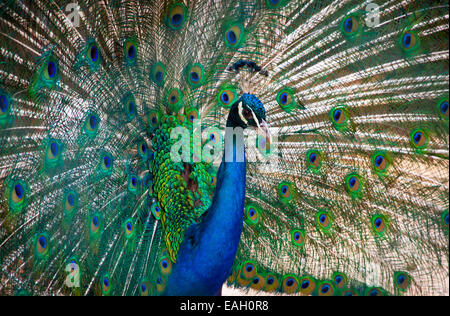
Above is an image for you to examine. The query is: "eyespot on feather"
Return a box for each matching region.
[263,274,280,292]
[410,129,428,150]
[151,201,161,220]
[278,181,294,204]
[394,272,411,292]
[316,211,333,231]
[224,23,245,48]
[281,275,299,294]
[167,3,188,30]
[245,204,261,225]
[241,261,257,279]
[217,86,237,108]
[318,281,335,296]
[290,229,305,247]
[298,276,316,295]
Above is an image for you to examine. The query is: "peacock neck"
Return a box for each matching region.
[165,124,247,296]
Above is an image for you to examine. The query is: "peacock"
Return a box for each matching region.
[0,0,448,296]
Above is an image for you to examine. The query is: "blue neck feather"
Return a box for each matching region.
[165,128,246,296]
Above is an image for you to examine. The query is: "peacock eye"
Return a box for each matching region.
[243,108,252,119]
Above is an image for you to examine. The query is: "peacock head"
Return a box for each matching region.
[227,93,271,144]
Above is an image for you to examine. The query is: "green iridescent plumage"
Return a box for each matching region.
[150,121,214,261]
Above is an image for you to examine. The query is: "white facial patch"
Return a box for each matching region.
[238,101,248,125]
